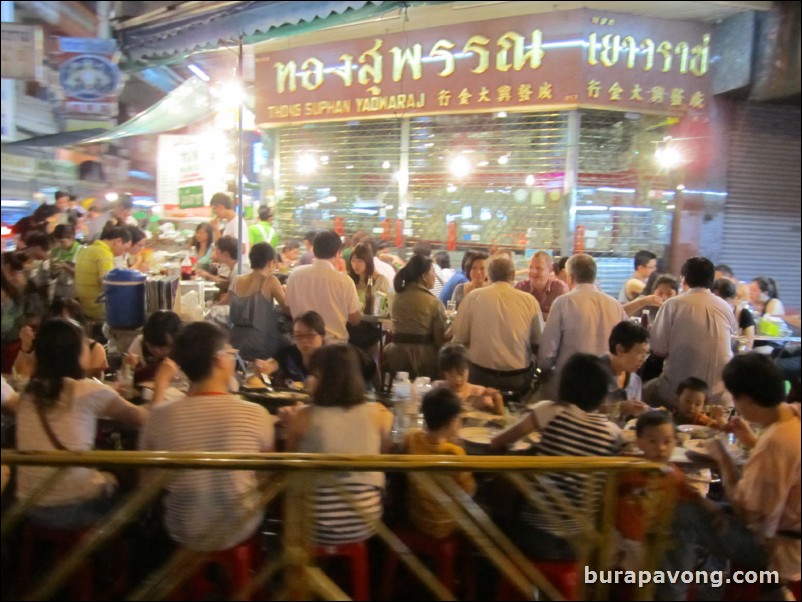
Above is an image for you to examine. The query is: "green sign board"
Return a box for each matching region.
[178,185,204,209]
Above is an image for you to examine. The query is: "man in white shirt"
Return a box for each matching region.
[643,256,737,408]
[538,253,627,397]
[210,192,250,264]
[285,230,362,344]
[451,256,544,394]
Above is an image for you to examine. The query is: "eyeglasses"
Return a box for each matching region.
[217,348,239,359]
[293,333,320,341]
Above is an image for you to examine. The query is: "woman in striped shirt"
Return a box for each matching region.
[285,344,393,545]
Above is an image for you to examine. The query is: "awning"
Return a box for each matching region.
[118,1,413,67]
[79,77,213,143]
[3,129,108,148]
[2,78,214,148]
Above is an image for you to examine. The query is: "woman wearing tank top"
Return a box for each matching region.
[286,344,393,544]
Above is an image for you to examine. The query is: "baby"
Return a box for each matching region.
[433,343,504,415]
[673,377,726,428]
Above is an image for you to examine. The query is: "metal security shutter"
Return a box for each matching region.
[576,110,677,296]
[275,119,401,240]
[408,112,569,251]
[719,102,801,312]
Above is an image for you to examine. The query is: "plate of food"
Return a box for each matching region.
[677,424,715,439]
[458,427,535,452]
[462,411,505,427]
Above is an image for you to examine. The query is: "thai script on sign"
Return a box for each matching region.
[272,28,710,95]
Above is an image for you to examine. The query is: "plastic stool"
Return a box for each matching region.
[496,559,580,601]
[380,527,474,599]
[181,537,261,601]
[313,540,370,601]
[17,522,96,601]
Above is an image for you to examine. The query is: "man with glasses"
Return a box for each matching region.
[141,322,274,552]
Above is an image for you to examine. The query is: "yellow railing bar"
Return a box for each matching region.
[23,470,177,602]
[2,450,665,472]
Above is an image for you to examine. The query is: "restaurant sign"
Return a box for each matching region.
[256,8,711,126]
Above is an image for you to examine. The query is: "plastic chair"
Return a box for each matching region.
[312,540,370,601]
[495,559,580,601]
[380,526,475,599]
[18,522,98,601]
[180,536,261,601]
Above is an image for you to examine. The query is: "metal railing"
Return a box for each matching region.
[2,451,675,601]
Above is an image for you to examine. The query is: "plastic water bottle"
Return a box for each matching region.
[413,377,431,429]
[392,372,413,444]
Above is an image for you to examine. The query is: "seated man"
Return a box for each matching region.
[140,322,274,551]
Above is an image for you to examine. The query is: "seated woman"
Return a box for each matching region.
[384,254,447,380]
[285,345,393,545]
[15,318,147,529]
[749,276,785,318]
[346,242,390,352]
[126,310,182,385]
[14,299,108,380]
[450,252,488,310]
[502,353,624,559]
[228,242,288,362]
[192,222,215,273]
[123,225,148,272]
[256,311,325,387]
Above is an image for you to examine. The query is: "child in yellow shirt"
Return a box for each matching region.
[403,387,477,538]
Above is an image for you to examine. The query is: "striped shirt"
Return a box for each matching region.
[522,404,623,535]
[297,403,385,545]
[139,394,274,551]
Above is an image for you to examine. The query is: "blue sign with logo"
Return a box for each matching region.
[59,54,119,101]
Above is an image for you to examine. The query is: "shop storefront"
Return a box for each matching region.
[254,8,718,280]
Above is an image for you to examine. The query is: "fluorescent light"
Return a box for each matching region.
[574,205,608,211]
[597,187,635,194]
[608,207,653,213]
[188,64,210,82]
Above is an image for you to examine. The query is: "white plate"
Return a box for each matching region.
[683,439,714,460]
[677,424,715,439]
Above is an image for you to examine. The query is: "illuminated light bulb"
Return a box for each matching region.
[449,156,471,179]
[296,154,318,175]
[498,155,509,165]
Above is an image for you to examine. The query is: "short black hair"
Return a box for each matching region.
[554,256,569,273]
[723,353,785,407]
[257,205,273,221]
[55,190,69,202]
[634,250,657,270]
[216,235,239,260]
[294,311,325,337]
[283,240,301,252]
[653,274,679,294]
[433,251,451,270]
[421,387,462,431]
[313,230,342,259]
[438,343,470,374]
[209,192,233,210]
[143,310,181,348]
[635,410,675,436]
[715,264,734,277]
[412,241,432,257]
[53,224,76,240]
[22,230,51,251]
[117,194,134,211]
[249,242,277,269]
[127,225,146,245]
[676,377,709,398]
[681,257,715,289]
[712,278,737,300]
[558,353,610,412]
[304,230,318,244]
[100,225,131,243]
[172,322,228,382]
[609,321,649,354]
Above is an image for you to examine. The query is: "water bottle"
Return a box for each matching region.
[413,377,431,430]
[392,372,412,444]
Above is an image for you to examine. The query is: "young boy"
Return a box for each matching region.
[403,387,477,538]
[674,377,726,428]
[433,343,504,415]
[50,224,81,300]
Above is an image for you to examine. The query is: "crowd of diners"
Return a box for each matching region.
[1,190,799,600]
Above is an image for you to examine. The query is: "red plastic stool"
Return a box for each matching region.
[312,540,370,601]
[180,536,261,601]
[496,560,580,601]
[380,527,474,599]
[17,522,96,601]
